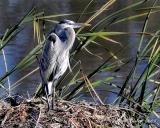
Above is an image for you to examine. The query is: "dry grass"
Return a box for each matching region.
[0,98,144,128]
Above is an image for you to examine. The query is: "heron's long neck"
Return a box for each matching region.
[65,27,76,50]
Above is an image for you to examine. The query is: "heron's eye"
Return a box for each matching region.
[48,35,55,43]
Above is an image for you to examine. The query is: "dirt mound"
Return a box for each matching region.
[0,99,137,128]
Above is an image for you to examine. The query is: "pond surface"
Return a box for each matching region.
[0,0,159,104]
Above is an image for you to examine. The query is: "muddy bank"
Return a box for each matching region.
[0,97,144,128]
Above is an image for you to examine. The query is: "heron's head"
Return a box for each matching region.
[59,19,89,29]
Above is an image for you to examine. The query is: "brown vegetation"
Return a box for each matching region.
[0,98,137,128]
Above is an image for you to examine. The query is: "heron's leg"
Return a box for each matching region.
[51,79,58,110]
[51,85,55,110]
[45,85,50,111]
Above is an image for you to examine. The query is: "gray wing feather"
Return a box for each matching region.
[40,34,57,80]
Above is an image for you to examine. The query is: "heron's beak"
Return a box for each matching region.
[73,23,91,28]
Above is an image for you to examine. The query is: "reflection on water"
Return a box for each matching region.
[0,0,159,103]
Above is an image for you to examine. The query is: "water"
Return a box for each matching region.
[0,0,159,103]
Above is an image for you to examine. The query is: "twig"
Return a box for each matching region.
[35,108,42,128]
[1,109,12,126]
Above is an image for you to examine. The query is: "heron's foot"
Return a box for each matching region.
[49,104,67,112]
[40,96,50,111]
[41,95,61,111]
[49,98,64,111]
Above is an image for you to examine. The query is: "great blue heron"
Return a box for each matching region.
[38,19,87,109]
